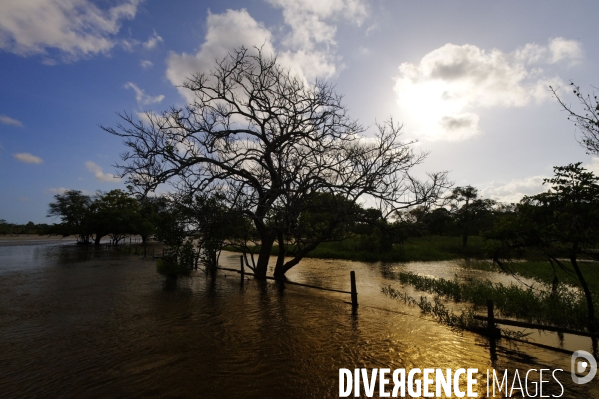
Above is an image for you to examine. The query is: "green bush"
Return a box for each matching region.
[156,241,195,278]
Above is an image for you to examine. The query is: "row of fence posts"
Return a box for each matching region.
[103,237,157,259]
[481,299,598,359]
[237,255,358,309]
[108,245,358,309]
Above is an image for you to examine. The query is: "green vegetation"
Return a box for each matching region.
[460,259,599,291]
[382,286,484,332]
[383,272,595,331]
[0,219,54,236]
[156,242,196,279]
[47,189,155,245]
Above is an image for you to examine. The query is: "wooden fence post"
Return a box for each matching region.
[240,255,245,282]
[487,299,498,361]
[350,271,358,308]
[487,299,496,335]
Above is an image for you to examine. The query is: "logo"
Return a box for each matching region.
[571,350,597,384]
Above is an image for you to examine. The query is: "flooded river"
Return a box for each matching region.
[0,240,597,398]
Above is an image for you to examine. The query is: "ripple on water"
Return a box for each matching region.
[0,245,596,398]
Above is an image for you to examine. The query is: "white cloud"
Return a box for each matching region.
[124,82,164,105]
[85,161,120,182]
[549,37,583,64]
[0,0,142,61]
[394,38,583,141]
[135,111,153,124]
[140,59,153,69]
[481,175,548,204]
[143,31,163,49]
[0,114,23,127]
[267,0,367,80]
[267,0,366,48]
[484,159,599,204]
[166,9,276,102]
[14,152,43,164]
[166,3,368,101]
[584,157,599,176]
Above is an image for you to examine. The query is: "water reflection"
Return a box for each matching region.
[0,243,596,398]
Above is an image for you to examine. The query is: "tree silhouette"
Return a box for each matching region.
[103,47,449,277]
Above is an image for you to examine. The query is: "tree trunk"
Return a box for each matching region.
[274,242,318,277]
[255,232,275,278]
[570,249,596,332]
[274,232,286,274]
[94,234,103,246]
[462,233,468,248]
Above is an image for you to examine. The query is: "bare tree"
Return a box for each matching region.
[551,83,599,155]
[103,47,449,277]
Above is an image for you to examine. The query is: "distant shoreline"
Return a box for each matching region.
[0,235,78,246]
[0,235,77,241]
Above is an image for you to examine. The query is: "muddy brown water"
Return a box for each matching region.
[0,240,597,398]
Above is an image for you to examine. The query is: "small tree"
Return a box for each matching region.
[180,193,243,275]
[447,186,496,247]
[47,190,93,244]
[89,190,143,245]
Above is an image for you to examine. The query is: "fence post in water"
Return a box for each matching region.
[350,271,358,308]
[487,299,498,362]
[240,255,245,280]
[487,300,496,335]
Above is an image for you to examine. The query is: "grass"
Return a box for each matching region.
[383,272,595,331]
[459,259,599,292]
[382,286,486,333]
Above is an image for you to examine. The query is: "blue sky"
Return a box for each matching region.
[1,0,598,224]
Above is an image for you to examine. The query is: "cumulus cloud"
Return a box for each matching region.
[0,0,142,61]
[481,175,548,204]
[14,152,43,164]
[584,157,599,175]
[481,158,599,204]
[140,59,153,69]
[394,38,583,141]
[85,161,120,182]
[0,114,23,127]
[549,37,583,64]
[267,0,366,49]
[166,3,368,101]
[166,9,275,102]
[124,82,164,105]
[143,31,163,49]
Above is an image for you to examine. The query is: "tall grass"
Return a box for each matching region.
[385,272,593,331]
[382,286,486,332]
[459,259,599,291]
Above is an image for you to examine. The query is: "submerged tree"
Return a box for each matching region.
[89,189,143,245]
[47,190,93,244]
[103,47,449,277]
[179,193,245,275]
